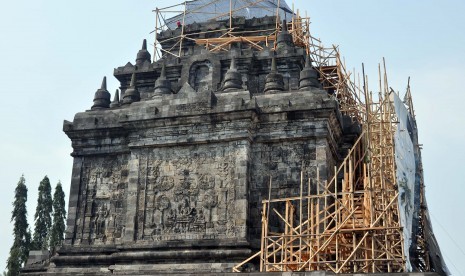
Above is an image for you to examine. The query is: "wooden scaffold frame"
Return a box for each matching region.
[233,62,407,273]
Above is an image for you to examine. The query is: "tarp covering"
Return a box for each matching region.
[164,0,293,29]
[392,92,449,274]
[392,92,416,271]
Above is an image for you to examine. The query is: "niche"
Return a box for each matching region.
[189,60,212,92]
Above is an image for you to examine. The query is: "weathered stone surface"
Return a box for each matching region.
[299,56,320,90]
[136,39,151,68]
[122,72,140,105]
[153,63,172,96]
[110,89,121,108]
[263,57,285,93]
[276,20,295,54]
[221,57,243,92]
[91,77,111,110]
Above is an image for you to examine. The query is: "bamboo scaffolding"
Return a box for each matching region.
[233,62,407,273]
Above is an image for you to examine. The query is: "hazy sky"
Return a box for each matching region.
[0,0,464,275]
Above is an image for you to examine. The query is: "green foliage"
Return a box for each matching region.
[6,248,21,276]
[49,181,66,252]
[32,176,53,250]
[7,175,31,275]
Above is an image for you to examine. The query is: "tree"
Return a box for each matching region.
[49,181,66,252]
[6,248,21,276]
[32,176,53,250]
[7,175,31,276]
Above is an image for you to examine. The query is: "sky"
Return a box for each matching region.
[0,0,464,275]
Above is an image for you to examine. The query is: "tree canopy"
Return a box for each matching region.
[49,181,66,251]
[7,175,67,275]
[32,176,53,250]
[7,175,31,276]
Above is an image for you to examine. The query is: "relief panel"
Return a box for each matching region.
[134,142,247,242]
[74,155,129,245]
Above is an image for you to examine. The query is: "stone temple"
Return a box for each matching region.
[23,1,448,275]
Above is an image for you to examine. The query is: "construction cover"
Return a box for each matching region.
[392,92,416,271]
[393,91,450,274]
[165,0,293,29]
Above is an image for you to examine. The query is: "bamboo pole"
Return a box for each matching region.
[265,176,273,270]
[307,177,312,271]
[260,201,267,271]
[154,8,159,62]
[229,0,233,31]
[316,167,320,271]
[299,170,304,266]
[275,0,281,30]
[178,1,187,57]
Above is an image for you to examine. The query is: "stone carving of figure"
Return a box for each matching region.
[156,195,171,228]
[95,205,102,235]
[197,209,205,222]
[191,209,206,233]
[178,198,191,216]
[107,214,115,229]
[91,218,97,240]
[151,208,156,227]
[96,203,109,237]
[167,209,176,226]
[202,192,218,228]
[199,174,215,190]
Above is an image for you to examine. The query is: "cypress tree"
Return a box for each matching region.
[32,176,53,250]
[7,175,31,275]
[6,248,21,276]
[49,181,66,252]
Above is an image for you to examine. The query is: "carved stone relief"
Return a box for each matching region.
[74,155,129,245]
[135,143,245,242]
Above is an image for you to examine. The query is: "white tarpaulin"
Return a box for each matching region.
[392,92,416,271]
